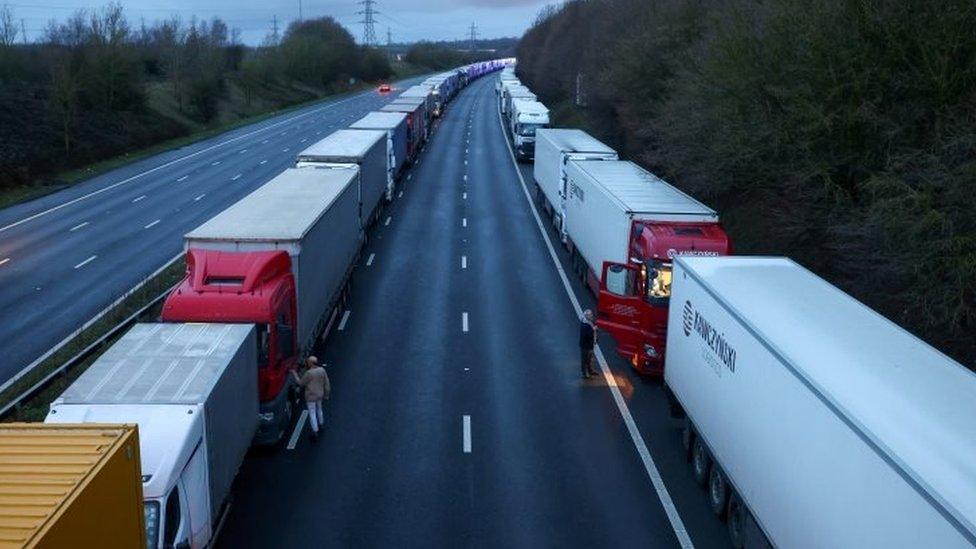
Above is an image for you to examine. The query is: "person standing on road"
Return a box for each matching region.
[579,310,598,379]
[292,356,330,441]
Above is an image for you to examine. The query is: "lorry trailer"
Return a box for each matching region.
[164,167,362,443]
[350,111,409,190]
[295,129,388,224]
[533,128,617,237]
[0,424,145,548]
[562,159,731,375]
[665,256,976,548]
[398,85,435,122]
[381,100,426,157]
[47,323,258,549]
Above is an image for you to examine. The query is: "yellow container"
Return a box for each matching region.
[0,424,146,549]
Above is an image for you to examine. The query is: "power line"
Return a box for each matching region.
[356,0,376,46]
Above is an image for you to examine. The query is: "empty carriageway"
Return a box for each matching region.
[218,75,723,547]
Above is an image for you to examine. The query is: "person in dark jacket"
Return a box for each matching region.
[579,309,597,379]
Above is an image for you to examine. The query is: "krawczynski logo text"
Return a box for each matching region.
[682,300,694,336]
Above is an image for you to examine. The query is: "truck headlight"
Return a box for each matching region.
[644,344,658,359]
[258,412,275,423]
[144,501,160,549]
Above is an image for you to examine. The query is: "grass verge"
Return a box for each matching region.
[0,260,185,422]
[0,82,386,210]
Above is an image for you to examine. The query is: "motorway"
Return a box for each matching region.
[0,76,424,389]
[218,75,732,547]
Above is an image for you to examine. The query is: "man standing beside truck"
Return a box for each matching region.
[292,356,330,441]
[579,310,598,379]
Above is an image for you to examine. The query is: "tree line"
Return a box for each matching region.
[517,0,976,367]
[0,4,393,188]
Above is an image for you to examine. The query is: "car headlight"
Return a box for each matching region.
[644,344,658,359]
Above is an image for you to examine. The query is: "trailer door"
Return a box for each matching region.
[597,261,643,358]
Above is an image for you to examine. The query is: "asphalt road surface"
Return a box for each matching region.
[0,77,425,389]
[218,75,732,547]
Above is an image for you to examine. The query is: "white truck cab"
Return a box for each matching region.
[510,99,550,161]
[46,323,258,549]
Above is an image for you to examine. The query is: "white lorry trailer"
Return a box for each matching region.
[665,256,976,548]
[533,128,617,236]
[47,323,258,549]
[508,99,550,161]
[295,129,388,225]
[350,111,409,198]
[563,159,721,290]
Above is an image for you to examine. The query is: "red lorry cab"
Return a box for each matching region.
[161,248,299,402]
[598,221,731,375]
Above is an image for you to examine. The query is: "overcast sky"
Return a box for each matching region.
[14,0,551,44]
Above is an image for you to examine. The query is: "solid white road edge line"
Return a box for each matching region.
[496,98,695,549]
[462,415,472,453]
[287,410,309,450]
[366,253,375,266]
[338,310,351,331]
[0,90,372,235]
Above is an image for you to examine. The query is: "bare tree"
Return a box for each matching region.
[0,4,18,47]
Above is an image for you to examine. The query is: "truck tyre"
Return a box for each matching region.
[727,492,746,549]
[692,437,711,487]
[681,420,694,461]
[709,465,729,519]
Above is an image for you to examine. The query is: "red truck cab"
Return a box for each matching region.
[598,221,730,375]
[162,248,299,443]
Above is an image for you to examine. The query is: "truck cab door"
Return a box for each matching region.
[597,261,644,358]
[180,441,211,548]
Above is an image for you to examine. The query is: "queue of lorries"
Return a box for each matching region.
[508,65,976,548]
[0,59,510,549]
[1,60,973,549]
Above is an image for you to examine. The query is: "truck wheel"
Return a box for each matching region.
[692,437,711,487]
[709,466,729,519]
[681,420,694,461]
[727,492,746,549]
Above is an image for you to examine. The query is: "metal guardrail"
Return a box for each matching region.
[0,284,176,420]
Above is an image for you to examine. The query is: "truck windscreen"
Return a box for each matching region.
[645,260,672,306]
[518,123,545,136]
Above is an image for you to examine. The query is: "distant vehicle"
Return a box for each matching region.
[665,256,976,548]
[560,160,731,375]
[378,83,391,93]
[0,423,146,548]
[508,99,549,161]
[48,323,258,549]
